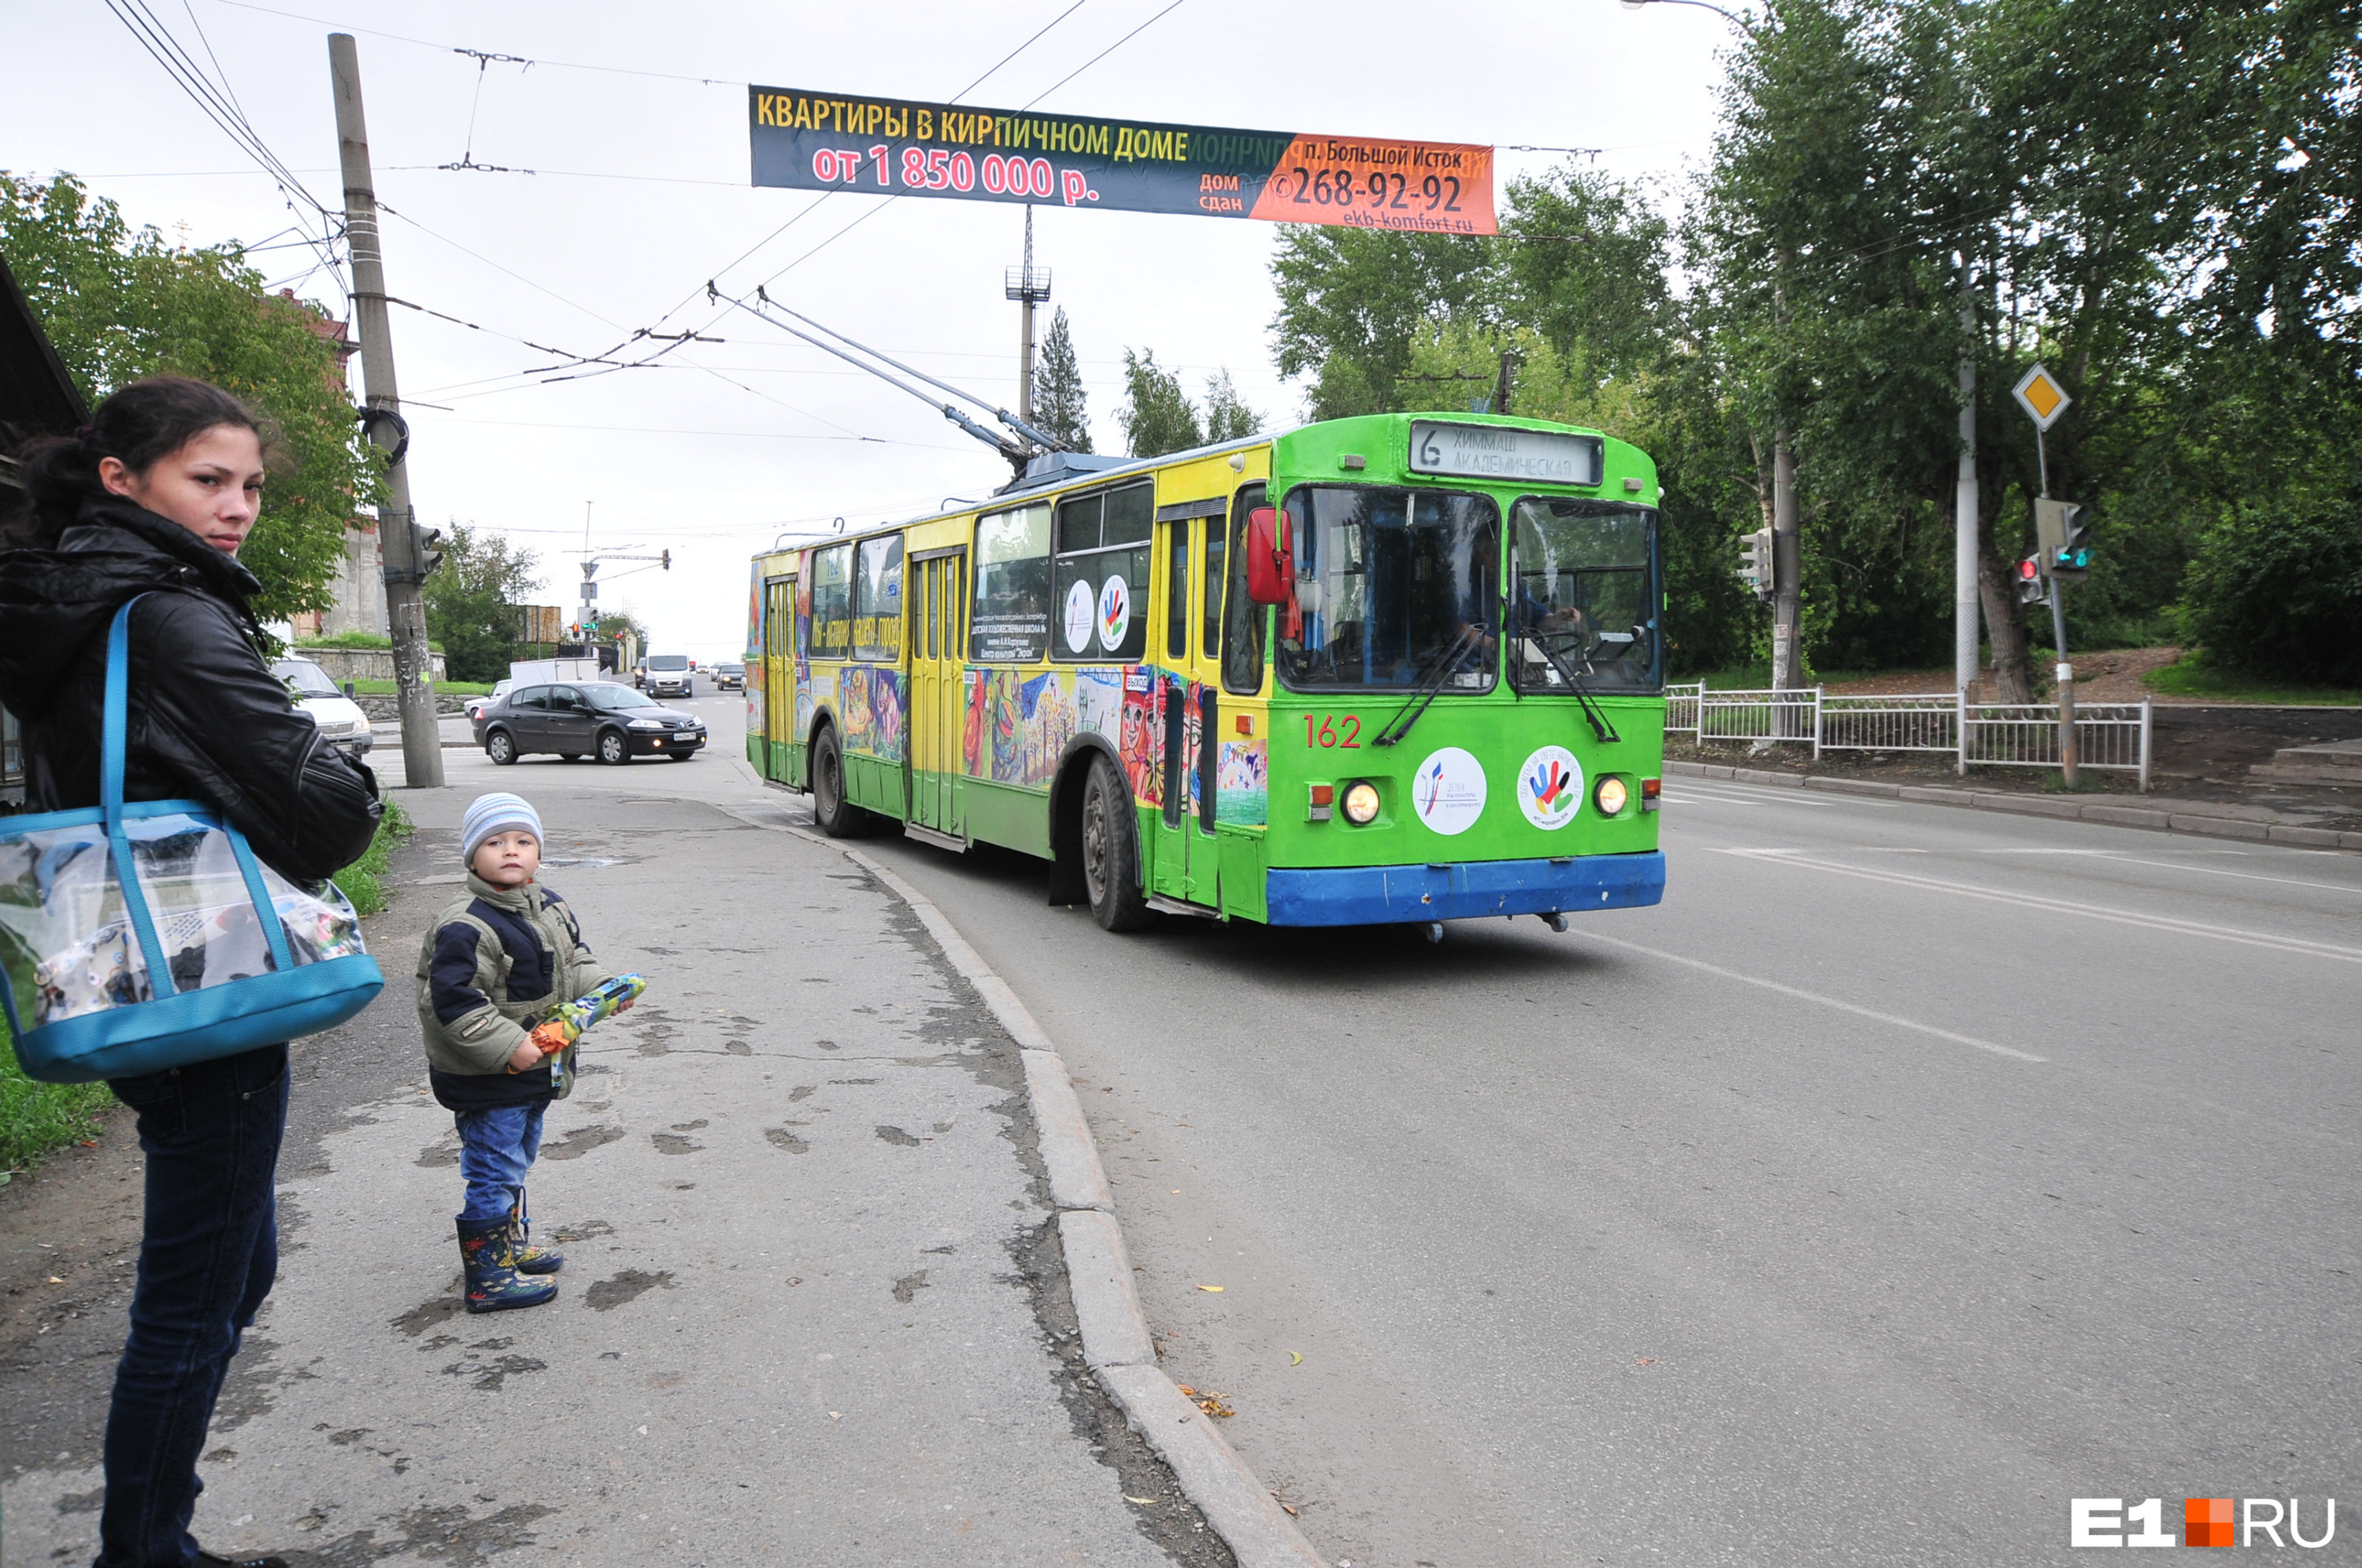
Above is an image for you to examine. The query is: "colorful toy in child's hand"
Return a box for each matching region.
[528,973,648,1057]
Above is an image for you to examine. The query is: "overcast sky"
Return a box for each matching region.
[9,0,1734,660]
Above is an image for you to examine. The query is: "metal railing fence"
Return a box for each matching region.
[1660,684,2150,790]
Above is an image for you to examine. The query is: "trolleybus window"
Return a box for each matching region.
[1221,484,1264,693]
[1166,525,1188,660]
[853,534,904,662]
[1052,482,1151,662]
[972,503,1051,663]
[1507,499,1661,693]
[1202,520,1226,660]
[1275,486,1500,693]
[810,542,853,657]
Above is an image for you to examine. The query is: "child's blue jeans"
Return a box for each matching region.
[454,1102,547,1226]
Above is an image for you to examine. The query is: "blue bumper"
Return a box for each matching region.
[1264,851,1666,927]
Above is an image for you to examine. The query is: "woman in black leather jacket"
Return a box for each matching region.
[0,376,383,1568]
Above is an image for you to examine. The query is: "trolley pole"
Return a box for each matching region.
[330,32,443,789]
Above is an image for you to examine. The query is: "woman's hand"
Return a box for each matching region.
[508,1040,545,1072]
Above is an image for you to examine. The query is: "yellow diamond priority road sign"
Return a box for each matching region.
[2012,364,2071,431]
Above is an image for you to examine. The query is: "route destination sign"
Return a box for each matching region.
[750,87,1497,235]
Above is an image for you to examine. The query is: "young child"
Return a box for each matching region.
[417,793,625,1312]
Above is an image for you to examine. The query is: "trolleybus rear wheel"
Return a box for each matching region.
[1082,754,1154,932]
[813,725,869,838]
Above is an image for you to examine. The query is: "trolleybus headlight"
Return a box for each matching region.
[1594,776,1629,817]
[1342,781,1382,825]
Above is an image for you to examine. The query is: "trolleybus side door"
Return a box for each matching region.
[906,549,968,837]
[765,574,795,783]
[1150,497,1227,906]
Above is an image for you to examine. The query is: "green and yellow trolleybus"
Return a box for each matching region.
[745,411,1667,935]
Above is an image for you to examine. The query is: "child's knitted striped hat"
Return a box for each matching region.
[461,792,543,867]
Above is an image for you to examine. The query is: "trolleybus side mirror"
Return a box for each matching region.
[1246,506,1294,605]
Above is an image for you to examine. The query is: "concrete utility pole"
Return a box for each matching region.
[330,33,442,788]
[1955,260,1980,697]
[1770,431,1801,703]
[1006,205,1050,423]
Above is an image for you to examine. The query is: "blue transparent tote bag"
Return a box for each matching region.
[1,597,385,1082]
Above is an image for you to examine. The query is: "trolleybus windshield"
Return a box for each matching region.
[1277,486,1501,692]
[1507,498,1661,693]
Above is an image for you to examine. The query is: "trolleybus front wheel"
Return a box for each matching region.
[1082,754,1155,933]
[813,724,871,838]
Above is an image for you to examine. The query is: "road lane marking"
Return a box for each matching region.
[1664,786,1898,810]
[1568,930,2045,1063]
[2086,855,2362,896]
[1716,849,2362,965]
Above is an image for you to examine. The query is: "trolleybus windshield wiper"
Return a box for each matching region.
[1530,631,1621,744]
[1371,624,1483,748]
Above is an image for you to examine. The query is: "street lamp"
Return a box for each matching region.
[1621,0,1759,32]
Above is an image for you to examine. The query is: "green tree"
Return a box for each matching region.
[0,173,383,621]
[421,522,539,683]
[1032,305,1091,453]
[1201,369,1261,442]
[1117,348,1202,457]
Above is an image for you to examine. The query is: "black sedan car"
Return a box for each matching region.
[473,680,706,765]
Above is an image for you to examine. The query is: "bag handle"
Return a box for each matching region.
[102,597,176,997]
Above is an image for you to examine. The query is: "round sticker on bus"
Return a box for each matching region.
[1098,575,1130,652]
[1411,746,1486,836]
[1063,579,1095,654]
[1517,745,1584,830]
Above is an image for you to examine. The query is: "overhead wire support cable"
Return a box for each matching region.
[747,290,1066,453]
[712,286,1048,472]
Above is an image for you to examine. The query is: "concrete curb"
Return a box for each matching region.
[737,817,1325,1567]
[1667,760,2362,851]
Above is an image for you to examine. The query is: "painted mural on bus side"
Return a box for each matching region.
[950,663,1265,827]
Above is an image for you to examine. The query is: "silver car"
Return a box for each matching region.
[273,658,375,758]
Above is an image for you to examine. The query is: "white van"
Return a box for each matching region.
[272,658,375,758]
[643,654,693,698]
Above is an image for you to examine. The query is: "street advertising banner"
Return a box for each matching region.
[749,87,1497,235]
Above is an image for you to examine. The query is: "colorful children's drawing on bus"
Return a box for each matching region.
[962,669,987,775]
[839,665,872,752]
[1019,671,1076,784]
[1119,675,1161,805]
[1075,668,1122,745]
[1216,738,1268,827]
[794,660,814,736]
[831,666,905,762]
[867,668,905,762]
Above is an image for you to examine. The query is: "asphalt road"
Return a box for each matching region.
[398,700,2361,1565]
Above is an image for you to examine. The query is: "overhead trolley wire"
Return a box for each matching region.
[102,0,353,308]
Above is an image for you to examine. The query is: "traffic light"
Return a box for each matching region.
[2014,555,2050,606]
[416,526,446,578]
[1735,528,1774,601]
[2034,499,2090,578]
[661,549,672,571]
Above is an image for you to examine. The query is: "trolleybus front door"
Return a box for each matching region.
[1150,504,1226,906]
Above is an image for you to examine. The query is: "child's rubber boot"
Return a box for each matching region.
[505,1185,562,1275]
[459,1215,557,1313]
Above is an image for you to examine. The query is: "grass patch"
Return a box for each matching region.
[342,678,494,696]
[0,1037,113,1178]
[335,797,415,918]
[295,632,446,653]
[2145,655,2362,706]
